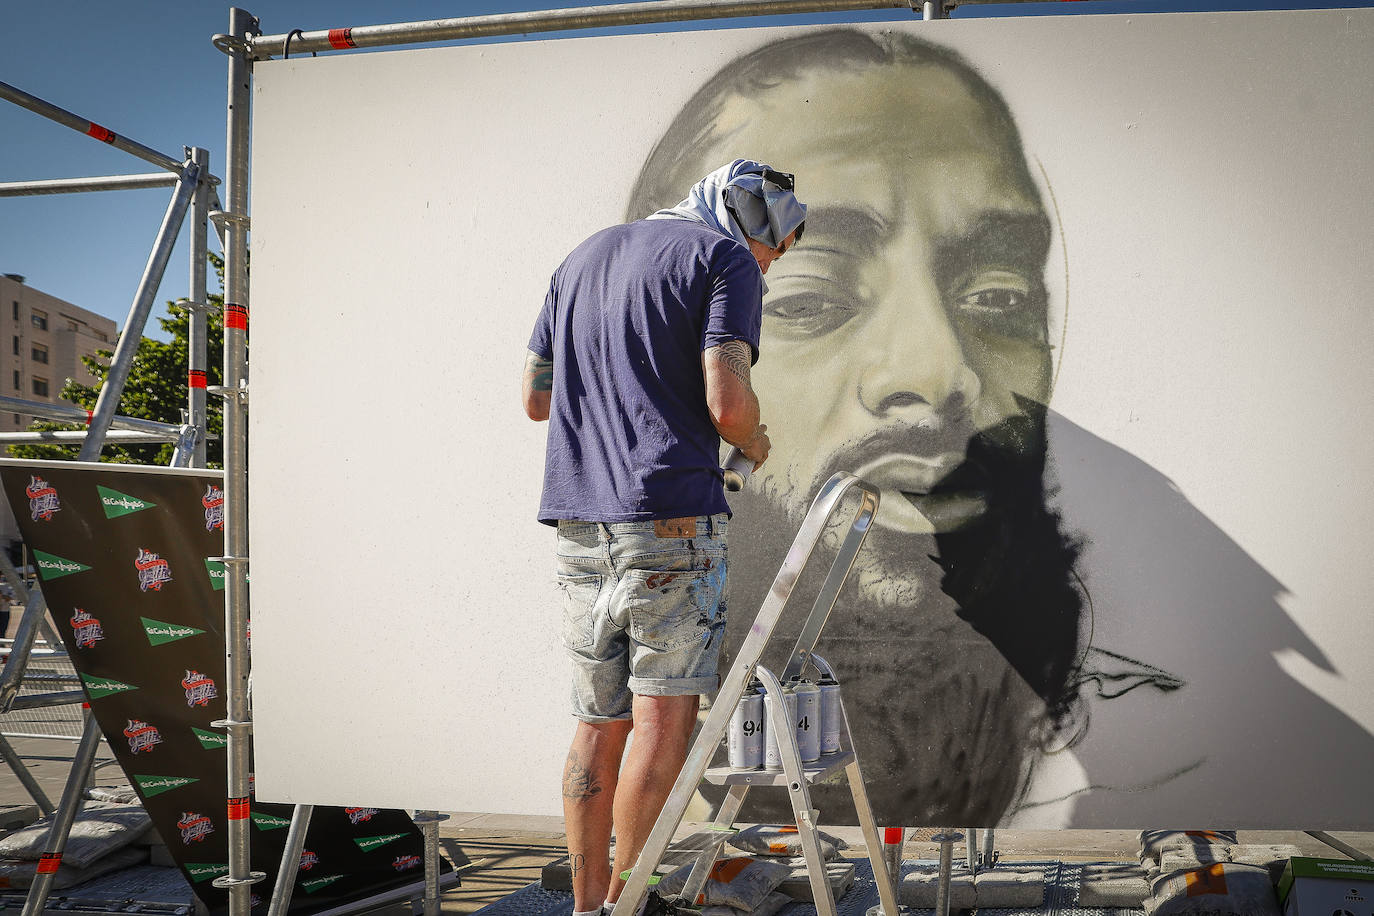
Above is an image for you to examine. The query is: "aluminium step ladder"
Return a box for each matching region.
[609,472,902,916]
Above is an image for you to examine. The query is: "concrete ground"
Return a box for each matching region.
[2,733,1371,915]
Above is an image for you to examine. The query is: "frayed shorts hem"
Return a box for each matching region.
[628,674,718,696]
[571,710,633,725]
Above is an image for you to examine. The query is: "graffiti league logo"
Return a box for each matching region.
[182,670,218,708]
[345,807,379,825]
[124,719,162,754]
[178,811,215,844]
[70,608,104,649]
[25,476,60,521]
[134,548,173,592]
[203,484,225,531]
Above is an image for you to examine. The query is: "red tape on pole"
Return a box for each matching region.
[84,410,93,426]
[227,797,250,820]
[883,827,903,844]
[224,305,248,331]
[188,370,208,389]
[327,28,356,49]
[86,123,115,144]
[37,853,62,874]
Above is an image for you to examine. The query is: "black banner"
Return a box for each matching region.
[0,460,444,914]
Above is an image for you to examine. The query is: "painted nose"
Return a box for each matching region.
[858,283,982,418]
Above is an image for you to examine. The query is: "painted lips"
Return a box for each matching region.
[851,453,986,534]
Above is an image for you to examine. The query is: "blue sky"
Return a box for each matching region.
[2,0,1366,338]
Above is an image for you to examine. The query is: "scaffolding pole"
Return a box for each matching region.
[77,168,198,462]
[0,80,186,174]
[213,10,265,915]
[185,147,213,469]
[0,395,184,436]
[0,430,179,445]
[0,173,180,197]
[248,0,916,58]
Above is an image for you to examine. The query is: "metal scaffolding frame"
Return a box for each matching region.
[0,76,223,916]
[218,2,1371,916]
[217,2,953,915]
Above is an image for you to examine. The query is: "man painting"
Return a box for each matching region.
[626,31,1086,826]
[524,161,806,914]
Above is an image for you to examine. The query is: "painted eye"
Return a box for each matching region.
[764,291,857,336]
[954,270,1033,315]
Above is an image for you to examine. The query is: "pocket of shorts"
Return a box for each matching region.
[625,567,722,652]
[556,573,602,652]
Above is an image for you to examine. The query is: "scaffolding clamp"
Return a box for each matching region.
[208,382,249,405]
[213,872,268,889]
[209,209,250,231]
[210,717,255,736]
[174,297,221,314]
[212,33,254,58]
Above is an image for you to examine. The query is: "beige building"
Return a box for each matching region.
[0,273,118,551]
[1,273,115,432]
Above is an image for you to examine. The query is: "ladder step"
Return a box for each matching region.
[702,751,854,786]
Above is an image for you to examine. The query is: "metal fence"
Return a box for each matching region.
[0,640,84,741]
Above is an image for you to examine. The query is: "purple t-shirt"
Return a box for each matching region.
[528,218,762,525]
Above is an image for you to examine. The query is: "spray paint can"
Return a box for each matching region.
[790,677,821,763]
[818,675,842,756]
[728,681,765,770]
[721,447,753,492]
[763,683,798,771]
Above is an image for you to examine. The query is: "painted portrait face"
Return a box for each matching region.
[628,33,1081,824]
[714,62,1053,537]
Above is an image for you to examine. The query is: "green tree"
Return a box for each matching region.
[10,253,230,467]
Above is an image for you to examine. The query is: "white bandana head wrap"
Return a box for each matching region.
[646,159,807,251]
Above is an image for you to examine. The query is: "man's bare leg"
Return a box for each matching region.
[605,693,700,905]
[564,718,633,912]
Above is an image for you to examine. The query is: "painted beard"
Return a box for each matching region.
[716,404,1083,825]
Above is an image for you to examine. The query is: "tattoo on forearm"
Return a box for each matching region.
[527,353,554,392]
[562,752,602,801]
[712,340,752,386]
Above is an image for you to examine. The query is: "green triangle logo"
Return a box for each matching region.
[33,550,90,581]
[300,874,346,894]
[97,485,156,519]
[205,559,226,591]
[193,727,227,750]
[354,833,409,853]
[81,673,138,699]
[134,774,198,798]
[185,862,229,883]
[251,812,291,830]
[142,616,205,647]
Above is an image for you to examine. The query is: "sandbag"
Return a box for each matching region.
[728,825,846,861]
[1158,845,1229,876]
[657,857,792,910]
[0,802,152,868]
[0,845,147,890]
[1227,844,1302,884]
[1139,830,1237,864]
[1145,862,1280,916]
[699,890,792,916]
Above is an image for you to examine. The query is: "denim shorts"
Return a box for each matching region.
[556,514,728,723]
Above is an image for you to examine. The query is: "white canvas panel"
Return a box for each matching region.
[249,8,1374,826]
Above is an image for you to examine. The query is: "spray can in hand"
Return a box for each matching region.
[721,447,754,492]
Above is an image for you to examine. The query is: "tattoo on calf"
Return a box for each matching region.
[527,353,555,392]
[713,340,752,386]
[570,853,585,876]
[562,752,603,801]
